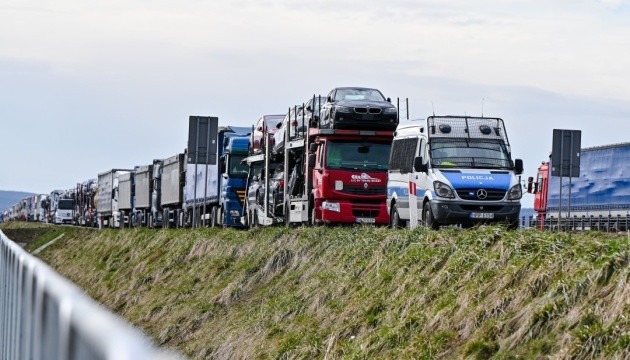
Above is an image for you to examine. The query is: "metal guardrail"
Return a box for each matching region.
[0,229,182,360]
[521,215,630,232]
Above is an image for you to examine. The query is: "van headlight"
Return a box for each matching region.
[433,181,455,199]
[322,201,341,212]
[507,184,522,200]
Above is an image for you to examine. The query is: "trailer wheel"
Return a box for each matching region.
[210,207,217,228]
[284,201,290,227]
[390,203,402,229]
[423,201,439,230]
[252,209,259,228]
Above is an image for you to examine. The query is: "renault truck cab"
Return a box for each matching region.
[387,116,523,229]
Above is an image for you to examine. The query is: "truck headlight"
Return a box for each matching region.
[507,184,522,200]
[322,201,341,212]
[433,181,455,199]
[229,210,240,217]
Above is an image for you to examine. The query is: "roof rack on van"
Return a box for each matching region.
[426,116,510,147]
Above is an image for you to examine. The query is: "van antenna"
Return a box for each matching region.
[431,101,435,116]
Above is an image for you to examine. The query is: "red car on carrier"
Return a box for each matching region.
[250,114,284,155]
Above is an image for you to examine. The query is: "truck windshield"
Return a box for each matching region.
[325,141,390,171]
[58,199,73,210]
[228,155,249,177]
[429,138,512,169]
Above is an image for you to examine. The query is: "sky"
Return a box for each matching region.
[2,0,630,208]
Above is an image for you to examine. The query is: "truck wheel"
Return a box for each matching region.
[423,202,439,230]
[210,207,217,228]
[119,212,125,230]
[310,205,319,226]
[390,204,402,229]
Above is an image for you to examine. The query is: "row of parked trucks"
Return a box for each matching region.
[2,86,528,229]
[7,85,625,230]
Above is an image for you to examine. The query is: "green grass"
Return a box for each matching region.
[4,221,629,359]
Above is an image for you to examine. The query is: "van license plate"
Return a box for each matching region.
[356,217,376,224]
[470,212,494,219]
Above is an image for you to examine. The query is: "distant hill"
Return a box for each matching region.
[0,190,36,211]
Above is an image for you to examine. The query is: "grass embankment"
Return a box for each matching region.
[2,222,629,359]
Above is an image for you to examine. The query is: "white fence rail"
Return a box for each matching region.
[0,229,181,360]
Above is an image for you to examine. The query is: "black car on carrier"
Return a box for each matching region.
[318,87,398,131]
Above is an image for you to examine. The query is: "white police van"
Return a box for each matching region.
[387,116,523,229]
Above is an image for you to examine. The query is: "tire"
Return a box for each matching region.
[210,207,217,228]
[253,209,259,228]
[423,201,439,230]
[390,203,402,229]
[507,218,519,231]
[119,212,125,230]
[310,204,319,227]
[284,201,290,227]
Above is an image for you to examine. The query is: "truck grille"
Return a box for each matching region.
[354,107,382,115]
[456,188,506,201]
[340,185,386,196]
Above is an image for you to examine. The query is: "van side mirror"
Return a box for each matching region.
[306,105,312,112]
[276,122,282,129]
[527,176,534,193]
[413,157,427,172]
[252,175,259,182]
[308,153,316,168]
[309,143,318,153]
[514,159,524,175]
[327,96,332,102]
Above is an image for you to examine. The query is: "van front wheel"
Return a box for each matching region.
[423,202,439,230]
[390,204,402,229]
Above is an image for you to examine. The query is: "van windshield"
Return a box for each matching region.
[429,138,512,169]
[325,141,390,171]
[58,199,73,210]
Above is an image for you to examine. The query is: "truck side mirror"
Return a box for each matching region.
[276,122,282,129]
[309,143,318,153]
[527,176,534,193]
[308,153,316,168]
[413,156,427,172]
[514,159,524,175]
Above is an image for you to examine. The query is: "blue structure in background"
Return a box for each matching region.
[547,143,630,214]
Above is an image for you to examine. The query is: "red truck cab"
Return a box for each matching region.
[528,161,549,226]
[309,129,393,225]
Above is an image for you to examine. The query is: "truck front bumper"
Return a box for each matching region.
[319,200,389,225]
[430,200,521,226]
